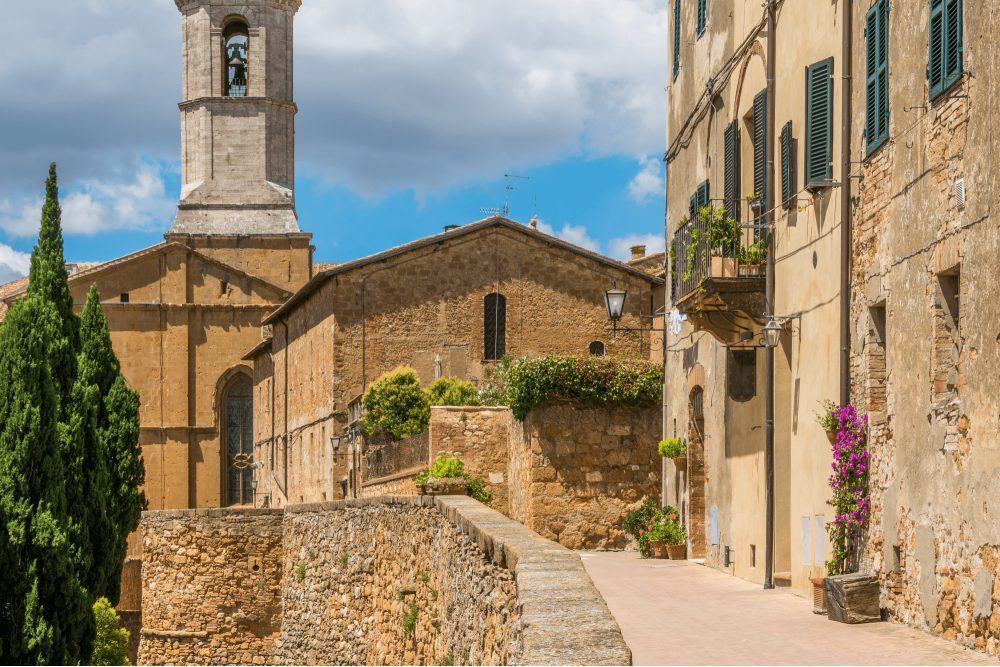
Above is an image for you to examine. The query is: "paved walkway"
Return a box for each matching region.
[580,551,997,666]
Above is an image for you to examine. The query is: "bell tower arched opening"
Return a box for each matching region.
[222,19,249,97]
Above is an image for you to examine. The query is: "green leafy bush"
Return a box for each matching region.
[506,356,663,421]
[464,475,494,507]
[479,355,513,406]
[92,597,130,666]
[402,603,419,634]
[413,452,495,507]
[622,499,660,556]
[658,438,686,458]
[646,511,687,546]
[360,367,431,439]
[426,376,480,407]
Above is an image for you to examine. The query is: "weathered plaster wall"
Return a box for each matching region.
[508,401,661,550]
[430,406,510,515]
[849,0,1000,657]
[136,497,631,665]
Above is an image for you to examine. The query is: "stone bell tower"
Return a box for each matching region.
[170,0,302,235]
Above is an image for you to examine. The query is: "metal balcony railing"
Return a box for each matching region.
[671,198,768,304]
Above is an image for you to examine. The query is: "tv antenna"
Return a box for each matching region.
[479,174,530,218]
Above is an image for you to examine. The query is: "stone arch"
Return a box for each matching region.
[732,41,767,122]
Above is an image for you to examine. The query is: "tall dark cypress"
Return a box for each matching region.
[79,286,146,605]
[0,296,95,664]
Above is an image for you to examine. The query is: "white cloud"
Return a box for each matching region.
[607,232,665,262]
[0,163,175,238]
[0,244,31,284]
[535,220,603,253]
[627,156,664,204]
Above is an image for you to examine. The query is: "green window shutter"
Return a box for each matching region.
[944,0,963,90]
[724,120,740,222]
[866,0,890,154]
[697,180,710,211]
[805,58,834,185]
[753,88,767,211]
[697,0,706,37]
[673,0,681,79]
[780,121,793,207]
[689,192,698,221]
[929,0,944,98]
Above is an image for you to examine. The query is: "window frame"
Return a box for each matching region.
[222,375,254,507]
[804,57,834,188]
[483,292,507,361]
[929,0,963,101]
[697,0,707,38]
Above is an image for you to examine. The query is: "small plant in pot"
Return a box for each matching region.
[414,452,468,496]
[815,399,838,444]
[622,499,660,557]
[647,511,687,559]
[659,438,687,472]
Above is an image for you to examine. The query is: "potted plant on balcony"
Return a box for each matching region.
[658,438,687,472]
[703,205,740,278]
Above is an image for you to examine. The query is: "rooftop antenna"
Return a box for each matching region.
[504,174,529,218]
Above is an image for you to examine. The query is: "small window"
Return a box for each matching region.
[805,58,834,187]
[221,280,228,296]
[589,341,606,356]
[120,293,129,303]
[866,0,890,154]
[728,349,756,402]
[484,293,506,360]
[690,386,704,419]
[929,0,963,100]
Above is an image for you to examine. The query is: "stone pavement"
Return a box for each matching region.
[580,551,997,666]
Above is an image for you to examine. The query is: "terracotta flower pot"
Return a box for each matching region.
[649,540,666,557]
[825,429,838,446]
[811,577,827,614]
[671,456,687,472]
[666,544,687,560]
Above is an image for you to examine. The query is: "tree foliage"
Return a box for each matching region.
[0,296,95,664]
[425,377,480,407]
[360,367,431,440]
[91,598,129,666]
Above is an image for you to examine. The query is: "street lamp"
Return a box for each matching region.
[604,285,627,322]
[762,319,783,348]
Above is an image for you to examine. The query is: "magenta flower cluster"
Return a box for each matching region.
[825,404,869,575]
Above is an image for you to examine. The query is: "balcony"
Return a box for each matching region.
[671,202,767,331]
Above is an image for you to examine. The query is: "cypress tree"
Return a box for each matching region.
[0,296,95,664]
[79,286,145,605]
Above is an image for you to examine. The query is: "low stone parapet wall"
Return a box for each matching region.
[360,466,424,497]
[430,406,511,515]
[137,497,630,666]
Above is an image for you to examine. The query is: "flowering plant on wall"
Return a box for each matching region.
[825,404,870,576]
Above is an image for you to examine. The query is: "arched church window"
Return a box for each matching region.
[225,377,254,505]
[223,20,249,97]
[484,293,506,360]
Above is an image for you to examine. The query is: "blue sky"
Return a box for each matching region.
[0,0,671,281]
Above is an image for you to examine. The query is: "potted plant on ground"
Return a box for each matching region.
[647,510,687,559]
[659,438,687,472]
[622,499,660,558]
[413,452,468,496]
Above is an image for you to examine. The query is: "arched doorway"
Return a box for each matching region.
[223,376,254,506]
[688,386,707,558]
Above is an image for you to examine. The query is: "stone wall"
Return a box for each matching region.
[360,467,424,498]
[137,497,630,666]
[429,407,510,515]
[362,431,429,481]
[509,400,661,550]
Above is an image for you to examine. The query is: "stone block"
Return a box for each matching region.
[825,573,882,624]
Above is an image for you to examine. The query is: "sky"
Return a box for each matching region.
[0,0,671,284]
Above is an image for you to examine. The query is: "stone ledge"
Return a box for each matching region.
[360,466,426,488]
[431,405,511,412]
[141,507,284,519]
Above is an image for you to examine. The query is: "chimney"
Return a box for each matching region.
[630,245,646,261]
[529,215,538,230]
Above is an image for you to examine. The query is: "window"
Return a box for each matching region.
[697,0,707,37]
[929,0,963,100]
[223,20,249,97]
[753,89,767,212]
[673,0,681,80]
[724,120,741,222]
[932,268,961,406]
[779,121,794,208]
[866,0,890,154]
[690,386,704,419]
[805,58,834,187]
[689,180,710,222]
[225,377,254,505]
[221,280,228,296]
[728,349,756,402]
[589,341,606,356]
[484,293,506,360]
[120,293,129,303]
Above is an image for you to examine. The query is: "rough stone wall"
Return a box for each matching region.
[258,223,663,508]
[509,401,661,549]
[363,431,429,482]
[360,468,424,498]
[430,407,510,515]
[137,497,631,665]
[138,509,285,665]
[849,0,1000,656]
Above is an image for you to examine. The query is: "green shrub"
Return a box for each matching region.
[506,356,663,421]
[402,603,419,634]
[296,562,306,580]
[479,355,513,406]
[622,499,660,556]
[426,376,480,407]
[361,367,431,439]
[413,453,495,507]
[658,438,686,458]
[464,476,494,507]
[92,597,130,666]
[647,510,687,546]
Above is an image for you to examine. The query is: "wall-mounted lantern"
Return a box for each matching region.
[604,284,627,322]
[762,319,783,348]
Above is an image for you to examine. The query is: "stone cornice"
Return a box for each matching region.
[178,96,297,113]
[175,0,301,13]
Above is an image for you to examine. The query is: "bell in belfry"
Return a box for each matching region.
[228,45,247,89]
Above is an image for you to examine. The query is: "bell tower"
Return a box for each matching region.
[170,0,302,235]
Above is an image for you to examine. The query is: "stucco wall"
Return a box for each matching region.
[136,497,631,666]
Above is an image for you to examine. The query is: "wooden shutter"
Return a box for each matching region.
[673,0,681,79]
[689,192,698,221]
[697,0,706,36]
[805,58,834,186]
[930,0,961,99]
[724,120,740,221]
[780,121,793,207]
[753,88,767,211]
[697,180,710,211]
[866,0,889,154]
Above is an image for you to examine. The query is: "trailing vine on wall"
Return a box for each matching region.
[824,404,870,576]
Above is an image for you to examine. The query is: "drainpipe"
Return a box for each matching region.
[840,0,853,408]
[663,85,671,511]
[763,0,777,591]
